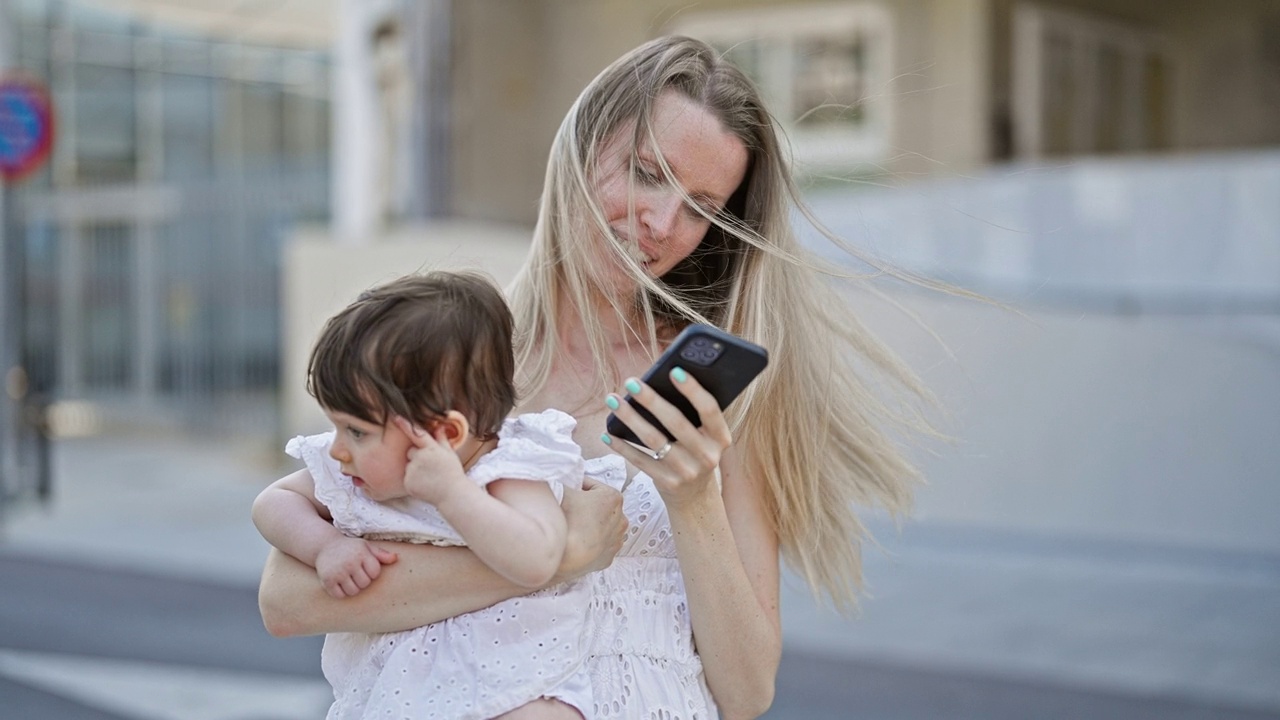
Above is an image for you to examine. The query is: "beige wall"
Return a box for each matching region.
[451,0,547,225]
[280,223,532,438]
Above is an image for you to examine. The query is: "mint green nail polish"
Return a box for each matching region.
[625,379,642,394]
[600,433,612,445]
[605,395,620,410]
[672,367,688,383]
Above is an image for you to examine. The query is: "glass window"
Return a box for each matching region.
[673,2,893,171]
[1014,5,1171,158]
[75,62,138,183]
[162,73,215,180]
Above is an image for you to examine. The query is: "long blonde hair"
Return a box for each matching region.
[509,35,938,611]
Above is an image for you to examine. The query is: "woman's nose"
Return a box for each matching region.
[641,191,682,241]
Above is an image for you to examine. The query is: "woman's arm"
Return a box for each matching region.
[258,477,626,637]
[666,446,781,720]
[604,375,781,719]
[258,542,517,637]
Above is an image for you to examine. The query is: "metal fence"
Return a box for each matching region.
[15,166,327,435]
[4,3,332,441]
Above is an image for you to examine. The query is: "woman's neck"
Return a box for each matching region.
[558,290,633,357]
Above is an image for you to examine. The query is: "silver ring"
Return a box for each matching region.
[653,442,673,460]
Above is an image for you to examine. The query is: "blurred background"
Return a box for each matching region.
[0,1,1277,718]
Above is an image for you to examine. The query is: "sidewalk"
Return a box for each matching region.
[0,431,333,720]
[2,429,1278,719]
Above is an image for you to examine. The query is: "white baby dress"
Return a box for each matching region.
[286,409,594,720]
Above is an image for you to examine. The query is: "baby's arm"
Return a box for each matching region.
[396,420,567,588]
[258,477,627,637]
[435,478,567,588]
[252,469,398,598]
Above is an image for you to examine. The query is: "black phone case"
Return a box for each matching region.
[605,324,769,450]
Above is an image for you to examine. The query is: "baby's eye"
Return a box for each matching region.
[348,427,366,440]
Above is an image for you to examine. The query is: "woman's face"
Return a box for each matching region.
[593,90,749,282]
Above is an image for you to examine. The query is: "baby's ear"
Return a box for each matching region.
[439,411,471,449]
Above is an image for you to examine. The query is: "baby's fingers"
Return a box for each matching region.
[323,578,350,599]
[371,545,399,566]
[361,551,389,582]
[391,415,430,447]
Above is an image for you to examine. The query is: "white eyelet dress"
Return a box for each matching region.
[286,409,596,720]
[582,456,721,719]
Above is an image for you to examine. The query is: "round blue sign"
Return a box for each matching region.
[0,75,55,182]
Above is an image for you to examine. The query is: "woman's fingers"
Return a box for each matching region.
[663,368,732,446]
[607,370,730,452]
[604,387,672,454]
[559,480,626,578]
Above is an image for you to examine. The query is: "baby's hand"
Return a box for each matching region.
[314,536,398,599]
[392,416,469,506]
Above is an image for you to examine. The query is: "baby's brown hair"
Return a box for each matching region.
[307,270,516,440]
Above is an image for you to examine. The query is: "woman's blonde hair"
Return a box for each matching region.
[509,35,938,611]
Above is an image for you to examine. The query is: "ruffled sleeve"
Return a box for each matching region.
[285,431,363,533]
[467,409,586,503]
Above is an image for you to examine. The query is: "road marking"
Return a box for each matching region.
[0,649,331,720]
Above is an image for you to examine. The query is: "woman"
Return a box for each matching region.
[260,36,930,719]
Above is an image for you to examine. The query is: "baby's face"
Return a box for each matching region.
[324,409,413,502]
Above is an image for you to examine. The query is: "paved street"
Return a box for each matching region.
[3,551,1277,720]
[2,337,1279,720]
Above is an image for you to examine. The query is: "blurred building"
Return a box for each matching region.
[5,0,1279,438]
[434,0,1280,225]
[2,0,331,437]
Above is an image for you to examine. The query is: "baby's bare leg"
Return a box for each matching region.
[493,698,584,720]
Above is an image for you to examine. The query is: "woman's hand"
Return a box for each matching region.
[601,369,732,508]
[555,476,627,581]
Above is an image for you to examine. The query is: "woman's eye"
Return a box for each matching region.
[685,201,721,219]
[633,164,659,184]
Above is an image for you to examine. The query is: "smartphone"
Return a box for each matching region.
[605,323,769,449]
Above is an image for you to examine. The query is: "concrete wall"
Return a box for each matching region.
[280,223,532,437]
[850,286,1280,557]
